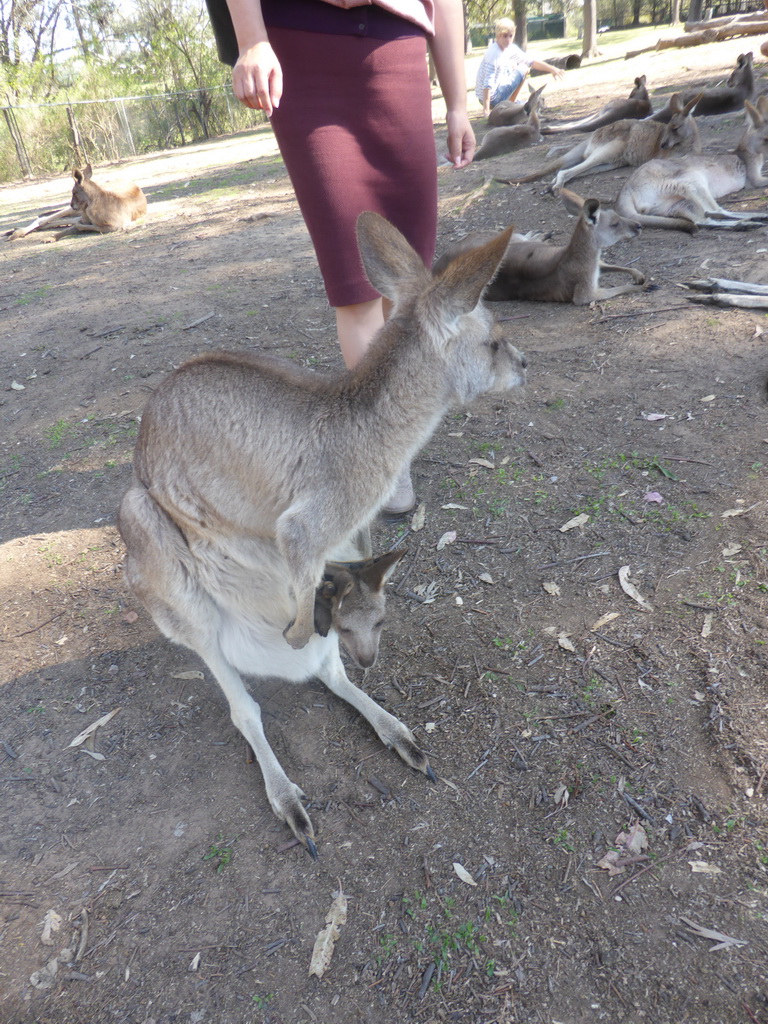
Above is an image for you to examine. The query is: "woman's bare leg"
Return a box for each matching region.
[334,298,415,515]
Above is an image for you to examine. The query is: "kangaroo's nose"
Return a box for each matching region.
[520,353,528,370]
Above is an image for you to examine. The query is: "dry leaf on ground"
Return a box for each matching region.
[308,892,348,979]
[618,566,653,612]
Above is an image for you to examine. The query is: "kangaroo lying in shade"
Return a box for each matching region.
[542,76,652,135]
[475,85,546,160]
[616,96,768,232]
[118,212,526,854]
[487,82,547,127]
[433,189,646,305]
[649,52,755,123]
[498,93,701,191]
[10,164,146,241]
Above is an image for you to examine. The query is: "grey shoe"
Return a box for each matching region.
[382,469,416,517]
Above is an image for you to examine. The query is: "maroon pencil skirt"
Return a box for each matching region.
[268,27,438,307]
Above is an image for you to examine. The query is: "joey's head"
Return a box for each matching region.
[726,51,753,88]
[315,549,407,669]
[740,96,768,157]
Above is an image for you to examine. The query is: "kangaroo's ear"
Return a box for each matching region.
[358,547,407,593]
[357,212,431,301]
[583,198,600,225]
[743,99,764,127]
[682,93,703,116]
[668,93,682,113]
[433,226,514,316]
[314,581,337,637]
[755,93,768,118]
[559,187,585,217]
[73,167,83,182]
[84,163,93,180]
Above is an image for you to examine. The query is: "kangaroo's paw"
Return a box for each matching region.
[381,721,437,782]
[268,780,319,860]
[282,619,314,650]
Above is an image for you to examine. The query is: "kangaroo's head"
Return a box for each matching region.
[525,83,547,116]
[660,93,701,152]
[631,75,649,100]
[314,548,407,668]
[726,51,754,89]
[739,95,768,158]
[357,212,526,405]
[561,189,641,249]
[71,163,95,210]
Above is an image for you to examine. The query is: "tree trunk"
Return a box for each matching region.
[582,0,600,57]
[671,0,682,25]
[514,0,528,49]
[686,0,705,24]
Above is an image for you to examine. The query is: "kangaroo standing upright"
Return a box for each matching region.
[119,212,526,854]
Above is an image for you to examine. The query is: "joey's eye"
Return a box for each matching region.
[490,340,500,352]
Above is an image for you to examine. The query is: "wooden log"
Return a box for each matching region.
[626,21,768,57]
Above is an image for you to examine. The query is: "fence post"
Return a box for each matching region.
[117,99,137,156]
[66,103,87,165]
[2,105,33,179]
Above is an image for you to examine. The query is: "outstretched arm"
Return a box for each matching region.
[531,59,565,80]
[226,0,283,115]
[430,0,476,167]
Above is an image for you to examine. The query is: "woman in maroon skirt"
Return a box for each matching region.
[216,0,474,514]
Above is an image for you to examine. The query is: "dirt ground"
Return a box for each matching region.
[1,33,767,1024]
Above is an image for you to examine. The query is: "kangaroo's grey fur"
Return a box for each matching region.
[616,96,768,231]
[434,189,645,305]
[487,82,547,127]
[475,85,546,160]
[498,93,701,191]
[542,76,652,135]
[118,213,526,850]
[649,52,755,123]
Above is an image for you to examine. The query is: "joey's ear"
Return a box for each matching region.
[356,212,431,301]
[433,226,514,315]
[314,581,336,637]
[682,93,702,116]
[358,547,407,593]
[583,198,600,225]
[559,187,584,217]
[636,75,646,86]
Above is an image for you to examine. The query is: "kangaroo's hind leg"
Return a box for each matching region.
[119,484,318,857]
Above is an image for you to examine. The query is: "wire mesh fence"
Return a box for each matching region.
[1,85,266,182]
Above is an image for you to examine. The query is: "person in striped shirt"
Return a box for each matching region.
[475,18,564,116]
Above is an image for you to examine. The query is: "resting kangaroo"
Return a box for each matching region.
[542,76,652,135]
[119,486,408,857]
[649,52,754,122]
[434,189,645,305]
[475,85,546,160]
[499,93,701,191]
[119,213,526,848]
[487,82,546,127]
[10,163,146,240]
[616,96,768,232]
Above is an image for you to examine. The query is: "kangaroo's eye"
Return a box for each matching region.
[374,620,385,630]
[490,340,500,352]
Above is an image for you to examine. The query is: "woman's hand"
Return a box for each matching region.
[445,110,475,168]
[232,40,283,116]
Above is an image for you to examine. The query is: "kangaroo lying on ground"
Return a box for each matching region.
[487,82,547,127]
[119,486,409,857]
[475,85,546,160]
[616,96,768,231]
[434,189,645,305]
[499,93,701,191]
[119,213,526,851]
[649,52,755,123]
[10,163,146,240]
[542,76,652,135]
